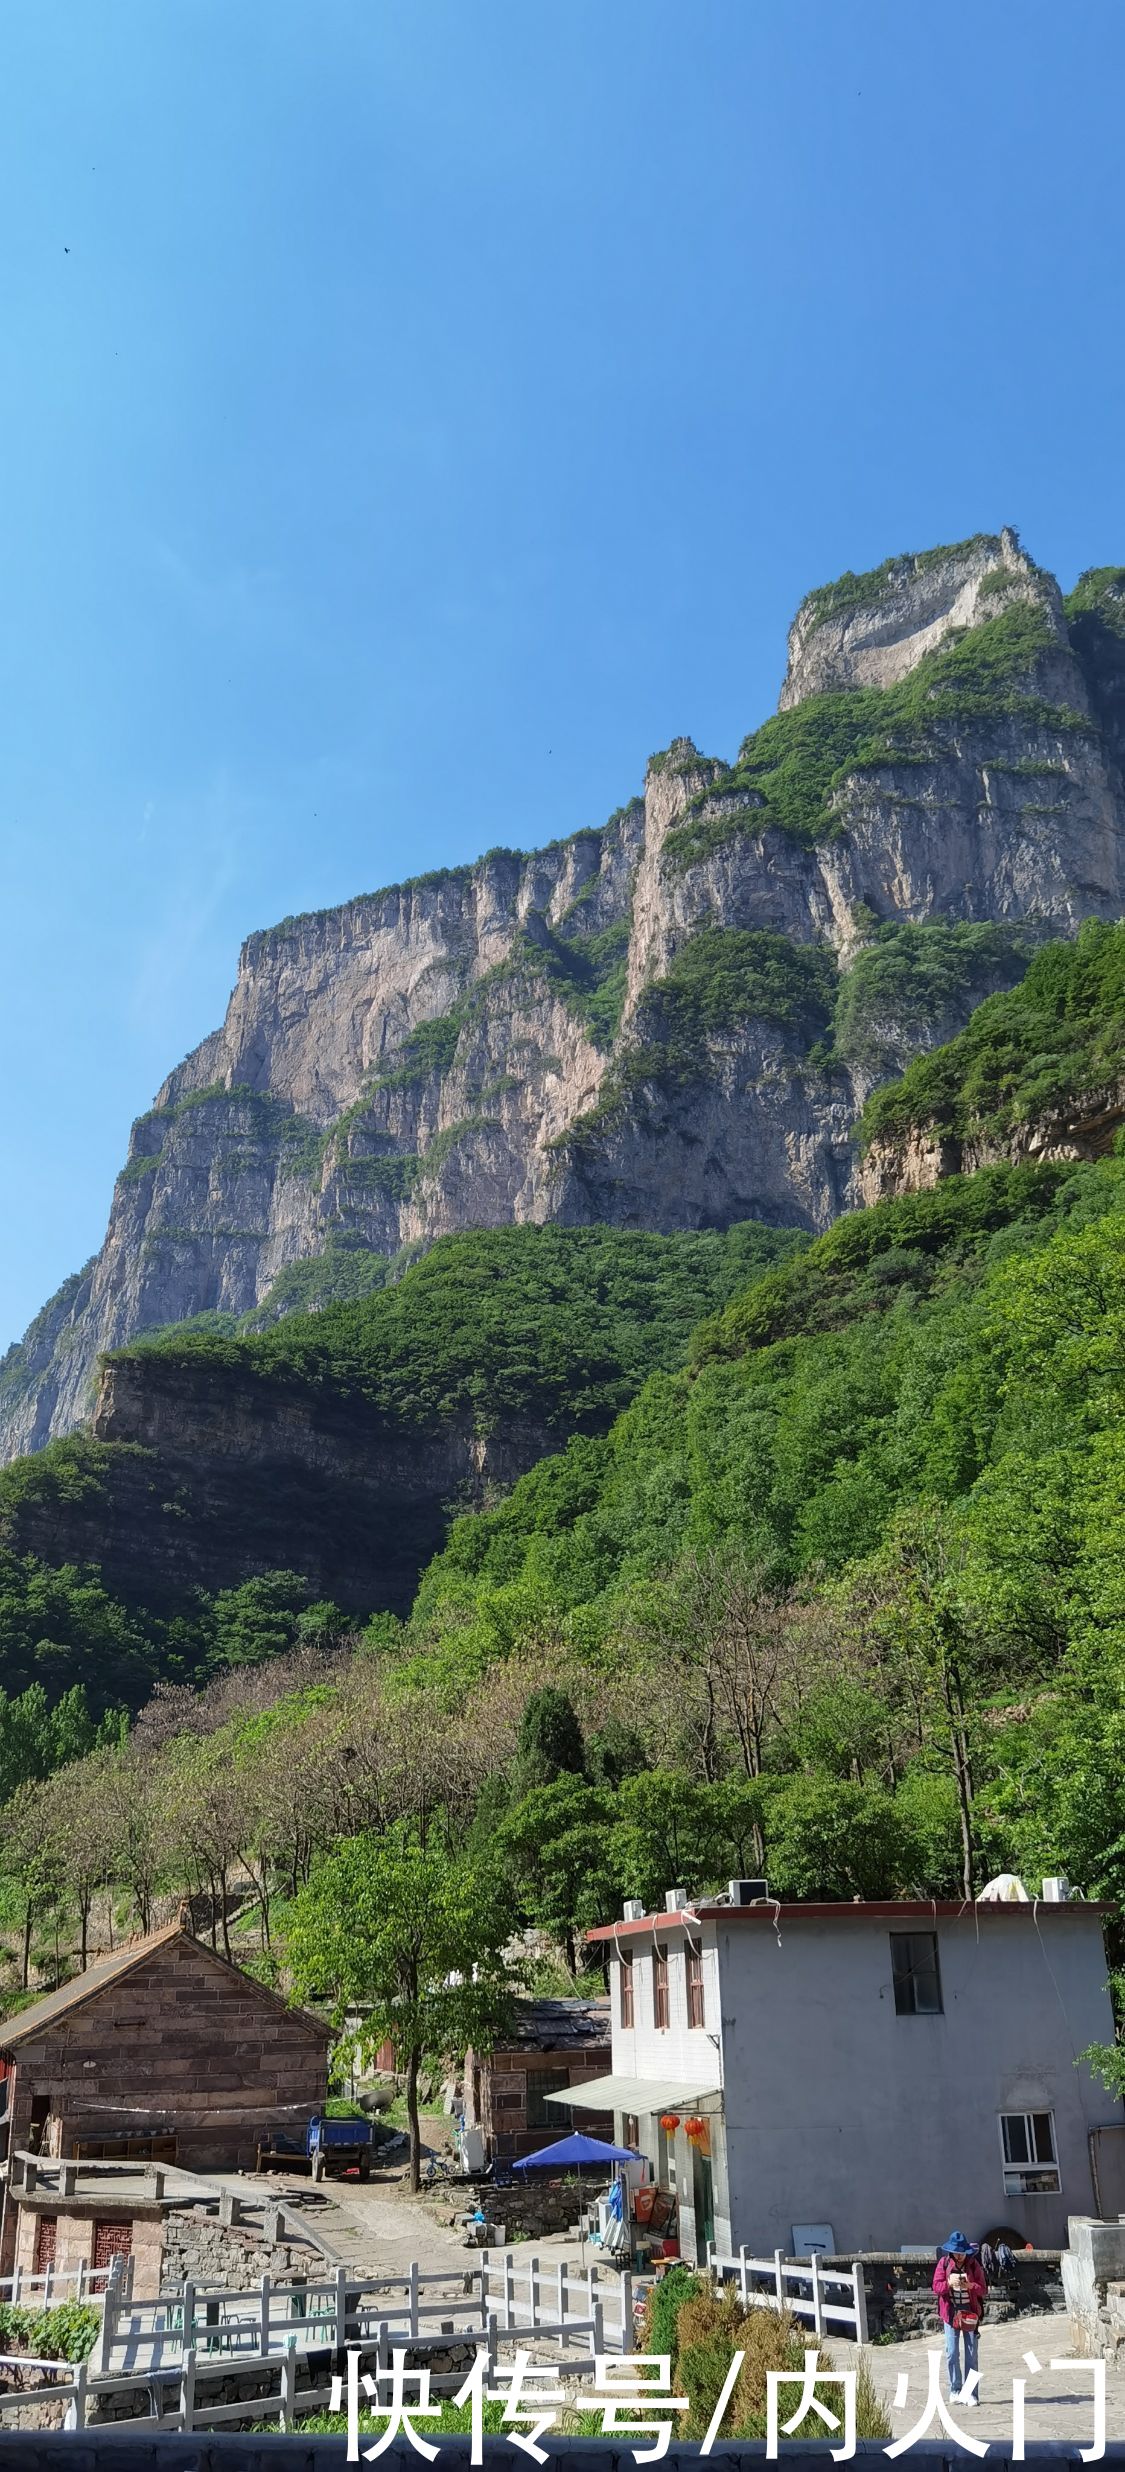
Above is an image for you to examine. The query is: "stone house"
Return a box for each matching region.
[0,1921,331,2272]
[464,1998,611,2161]
[573,1889,1125,2265]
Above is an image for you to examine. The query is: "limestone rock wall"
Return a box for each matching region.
[5,527,1125,1464]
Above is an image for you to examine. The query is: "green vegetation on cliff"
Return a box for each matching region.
[562,929,837,1148]
[240,1241,393,1330]
[832,919,1036,1074]
[665,603,1083,869]
[414,1161,1081,1631]
[1065,566,1125,633]
[799,535,1004,636]
[109,1220,802,1434]
[859,916,1125,1151]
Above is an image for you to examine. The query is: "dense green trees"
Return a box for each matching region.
[5,977,1125,2053]
[861,916,1125,1150]
[111,1220,802,1432]
[286,1823,516,2187]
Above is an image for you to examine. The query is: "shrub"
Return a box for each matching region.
[673,2288,891,2443]
[0,2300,101,2361]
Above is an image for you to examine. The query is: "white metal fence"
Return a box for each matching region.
[707,2245,868,2344]
[0,2249,634,2434]
[0,2253,124,2307]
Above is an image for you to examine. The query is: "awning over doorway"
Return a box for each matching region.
[547,2075,720,2115]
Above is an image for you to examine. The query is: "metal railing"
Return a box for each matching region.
[706,2244,868,2343]
[0,2248,634,2433]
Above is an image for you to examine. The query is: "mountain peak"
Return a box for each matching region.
[778,526,1062,710]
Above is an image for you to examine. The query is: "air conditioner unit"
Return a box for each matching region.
[729,1878,769,1906]
[665,1888,690,1913]
[1042,1876,1071,1903]
[622,1898,644,1922]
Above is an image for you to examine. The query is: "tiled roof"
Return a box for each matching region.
[0,1923,332,2049]
[501,1999,611,2053]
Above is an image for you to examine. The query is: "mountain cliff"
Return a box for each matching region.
[5,527,1125,1462]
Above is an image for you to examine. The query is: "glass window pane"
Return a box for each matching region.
[1003,2114,1030,2164]
[911,1938,942,2013]
[891,1933,942,2014]
[1032,2112,1055,2162]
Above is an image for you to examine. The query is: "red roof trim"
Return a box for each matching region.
[587,1899,1108,1942]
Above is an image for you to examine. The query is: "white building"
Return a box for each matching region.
[555,1890,1124,2263]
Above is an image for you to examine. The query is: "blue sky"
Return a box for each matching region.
[2,0,1124,1347]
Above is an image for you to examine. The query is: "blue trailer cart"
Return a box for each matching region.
[307,2113,376,2181]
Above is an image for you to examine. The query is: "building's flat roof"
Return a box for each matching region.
[587,1897,1107,1943]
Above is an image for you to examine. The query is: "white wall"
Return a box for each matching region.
[609,1937,726,2260]
[713,1909,1118,2254]
[611,1939,720,2090]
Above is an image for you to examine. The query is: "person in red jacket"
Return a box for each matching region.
[933,2229,988,2404]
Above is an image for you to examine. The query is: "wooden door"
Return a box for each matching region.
[92,2218,132,2268]
[34,2216,57,2273]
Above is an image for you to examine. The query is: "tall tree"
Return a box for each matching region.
[285,1822,517,2190]
[496,1778,617,1972]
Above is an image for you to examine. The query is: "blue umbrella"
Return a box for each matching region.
[512,2131,641,2259]
[512,2132,640,2172]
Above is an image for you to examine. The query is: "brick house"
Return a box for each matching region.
[0,1922,330,2270]
[464,1998,611,2162]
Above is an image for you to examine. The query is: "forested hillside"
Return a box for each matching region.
[0,1218,797,1705]
[3,1155,1125,1982]
[2,928,1125,2015]
[860,911,1125,1169]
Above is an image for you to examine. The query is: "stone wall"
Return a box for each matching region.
[1062,2217,1125,2356]
[160,2208,324,2294]
[850,2248,1063,2339]
[420,2176,586,2242]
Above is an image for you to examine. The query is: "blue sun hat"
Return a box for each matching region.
[941,2230,976,2254]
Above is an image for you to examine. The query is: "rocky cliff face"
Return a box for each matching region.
[778,527,1042,706]
[5,527,1125,1462]
[6,1357,552,1614]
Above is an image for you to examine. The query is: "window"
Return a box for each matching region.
[686,1946,706,2029]
[622,2114,640,2152]
[1000,2110,1060,2196]
[653,1950,670,2030]
[619,1953,634,2029]
[890,1933,943,2016]
[527,2069,571,2130]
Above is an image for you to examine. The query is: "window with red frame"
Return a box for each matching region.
[619,1953,634,2028]
[686,1945,705,2028]
[653,1949,670,2030]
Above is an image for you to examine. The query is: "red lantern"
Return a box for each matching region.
[659,2112,681,2132]
[684,2115,706,2141]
